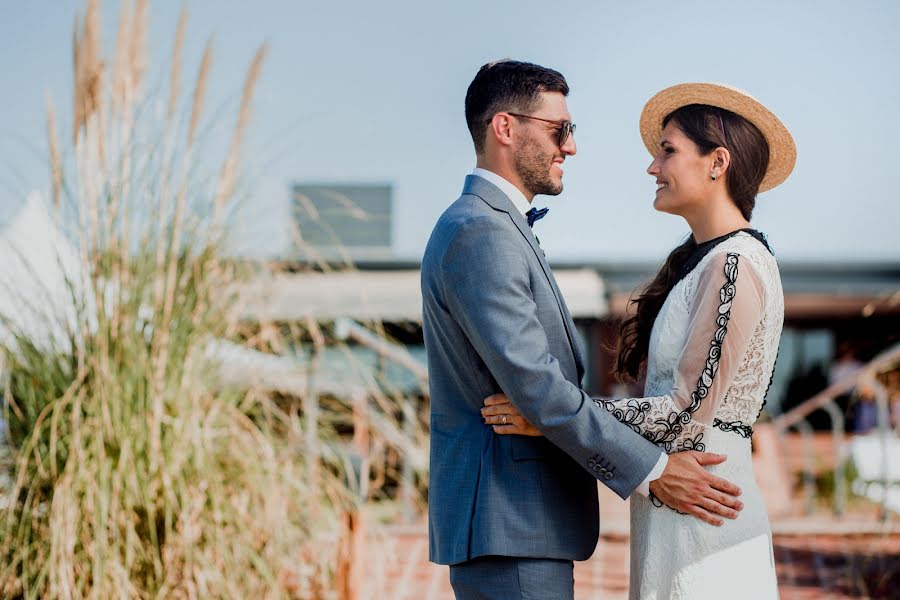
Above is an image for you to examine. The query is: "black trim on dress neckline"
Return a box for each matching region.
[675,228,772,286]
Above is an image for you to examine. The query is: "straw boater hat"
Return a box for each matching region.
[639,83,796,193]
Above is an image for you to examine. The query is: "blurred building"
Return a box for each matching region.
[240,256,900,419]
[291,183,393,262]
[234,181,900,422]
[597,261,900,416]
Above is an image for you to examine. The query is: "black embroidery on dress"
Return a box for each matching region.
[678,432,706,451]
[598,398,651,434]
[713,418,753,437]
[649,492,688,515]
[674,230,771,285]
[595,253,740,457]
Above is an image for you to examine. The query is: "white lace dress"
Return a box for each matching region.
[600,232,782,600]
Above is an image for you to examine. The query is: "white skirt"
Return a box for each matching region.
[628,428,779,600]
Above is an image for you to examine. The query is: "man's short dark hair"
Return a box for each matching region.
[465,60,569,154]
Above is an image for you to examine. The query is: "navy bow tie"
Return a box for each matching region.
[525,206,549,228]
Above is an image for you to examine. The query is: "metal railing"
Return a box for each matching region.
[338,316,900,524]
[771,341,900,521]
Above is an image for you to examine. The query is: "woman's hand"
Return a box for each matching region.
[481,393,543,436]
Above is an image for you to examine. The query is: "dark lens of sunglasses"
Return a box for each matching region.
[558,123,573,146]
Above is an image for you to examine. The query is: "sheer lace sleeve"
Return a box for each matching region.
[598,252,765,453]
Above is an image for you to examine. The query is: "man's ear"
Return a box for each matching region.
[488,113,515,148]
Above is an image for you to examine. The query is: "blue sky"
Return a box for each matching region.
[2,0,899,263]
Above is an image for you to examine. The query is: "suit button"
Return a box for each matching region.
[604,472,613,480]
[588,459,597,468]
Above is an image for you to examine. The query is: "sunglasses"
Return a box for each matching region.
[506,113,576,147]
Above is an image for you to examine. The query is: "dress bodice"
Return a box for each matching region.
[599,231,784,453]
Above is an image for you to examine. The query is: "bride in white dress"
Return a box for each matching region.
[481,83,796,599]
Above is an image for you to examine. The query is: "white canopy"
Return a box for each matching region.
[235,268,608,322]
[0,192,87,351]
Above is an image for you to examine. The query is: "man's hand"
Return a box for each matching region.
[648,451,743,526]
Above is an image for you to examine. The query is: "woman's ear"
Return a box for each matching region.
[713,146,731,176]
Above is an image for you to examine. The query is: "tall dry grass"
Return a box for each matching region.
[0,2,425,597]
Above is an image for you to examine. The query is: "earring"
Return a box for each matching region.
[710,172,717,181]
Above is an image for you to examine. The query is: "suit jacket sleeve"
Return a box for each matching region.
[440,215,663,498]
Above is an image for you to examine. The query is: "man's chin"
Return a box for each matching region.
[545,182,564,196]
[536,179,564,197]
[523,175,564,198]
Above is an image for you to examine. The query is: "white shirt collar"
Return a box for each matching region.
[471,168,531,216]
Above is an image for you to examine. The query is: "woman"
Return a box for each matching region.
[480,83,795,599]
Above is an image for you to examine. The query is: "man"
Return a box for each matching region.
[421,60,744,599]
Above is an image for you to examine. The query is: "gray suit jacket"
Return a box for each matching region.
[422,175,663,566]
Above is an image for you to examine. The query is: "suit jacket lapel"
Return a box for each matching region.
[461,176,586,381]
[543,266,587,382]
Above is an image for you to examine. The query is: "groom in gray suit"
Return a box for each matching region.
[422,60,744,599]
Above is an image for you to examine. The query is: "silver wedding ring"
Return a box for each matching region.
[501,415,507,425]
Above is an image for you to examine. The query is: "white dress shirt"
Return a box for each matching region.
[472,167,531,215]
[470,167,668,497]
